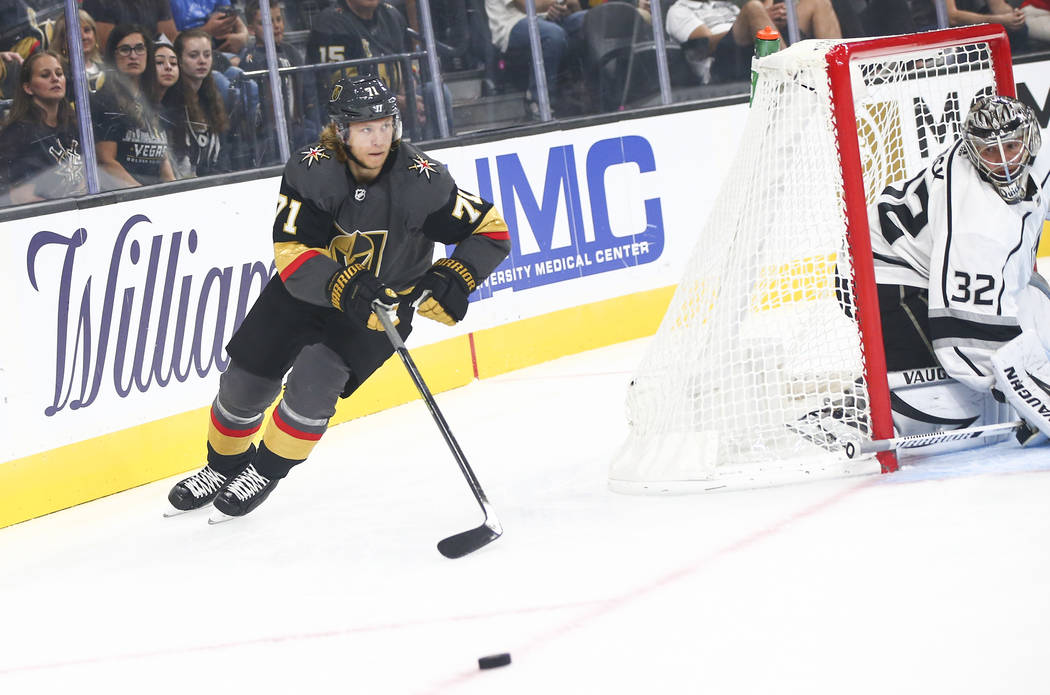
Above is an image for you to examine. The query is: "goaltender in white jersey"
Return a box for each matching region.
[868,94,1050,442]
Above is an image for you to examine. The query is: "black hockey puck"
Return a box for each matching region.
[478,653,511,669]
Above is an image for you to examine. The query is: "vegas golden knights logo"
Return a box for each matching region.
[328,229,389,273]
[330,83,343,102]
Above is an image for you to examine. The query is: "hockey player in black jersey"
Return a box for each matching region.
[167,75,511,521]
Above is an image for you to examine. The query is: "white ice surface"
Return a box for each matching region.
[1,337,1049,694]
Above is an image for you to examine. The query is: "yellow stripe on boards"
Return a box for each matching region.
[0,337,475,530]
[472,287,675,378]
[0,291,674,530]
[0,406,210,529]
[329,335,475,426]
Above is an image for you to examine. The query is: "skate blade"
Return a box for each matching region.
[164,501,216,518]
[207,511,237,525]
[163,507,199,518]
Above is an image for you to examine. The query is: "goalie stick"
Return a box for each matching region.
[843,420,1026,459]
[373,299,502,559]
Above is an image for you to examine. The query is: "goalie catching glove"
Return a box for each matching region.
[413,258,477,326]
[328,264,399,331]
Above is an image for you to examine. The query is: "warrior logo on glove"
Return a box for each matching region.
[414,258,478,326]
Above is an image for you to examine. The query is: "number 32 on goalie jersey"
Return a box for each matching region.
[950,272,997,306]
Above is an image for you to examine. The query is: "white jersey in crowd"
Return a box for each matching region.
[868,140,1050,392]
[665,0,740,44]
[485,0,526,54]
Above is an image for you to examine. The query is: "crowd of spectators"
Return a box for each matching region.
[0,0,1046,208]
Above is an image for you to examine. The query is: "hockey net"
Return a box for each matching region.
[611,27,1015,493]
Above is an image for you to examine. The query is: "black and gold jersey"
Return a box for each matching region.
[226,140,509,380]
[0,120,85,199]
[306,3,409,96]
[272,140,509,308]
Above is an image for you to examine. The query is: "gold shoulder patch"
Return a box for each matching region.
[299,145,331,167]
[408,154,440,180]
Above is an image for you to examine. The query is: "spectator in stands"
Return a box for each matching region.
[240,0,321,164]
[665,0,839,85]
[0,0,48,64]
[167,1,257,151]
[760,0,843,41]
[152,34,192,179]
[153,35,181,103]
[170,0,251,54]
[80,0,176,52]
[91,24,176,187]
[0,0,39,101]
[52,10,106,94]
[152,34,180,145]
[1020,0,1050,45]
[666,0,781,85]
[163,28,232,177]
[486,0,587,116]
[910,0,1028,51]
[307,0,456,140]
[0,50,85,204]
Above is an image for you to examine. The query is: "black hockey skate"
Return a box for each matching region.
[166,445,256,516]
[208,463,279,523]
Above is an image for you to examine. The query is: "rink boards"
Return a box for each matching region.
[0,60,1047,528]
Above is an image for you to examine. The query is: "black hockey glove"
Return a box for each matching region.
[413,258,477,326]
[328,264,398,331]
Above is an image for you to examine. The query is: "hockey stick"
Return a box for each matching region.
[372,299,502,559]
[843,420,1025,459]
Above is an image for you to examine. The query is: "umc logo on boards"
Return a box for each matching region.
[470,135,665,295]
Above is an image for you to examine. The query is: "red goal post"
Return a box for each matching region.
[829,25,1015,474]
[611,26,1015,493]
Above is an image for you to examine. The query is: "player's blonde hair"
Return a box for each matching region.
[319,123,348,163]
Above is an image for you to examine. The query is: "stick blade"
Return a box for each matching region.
[437,522,501,559]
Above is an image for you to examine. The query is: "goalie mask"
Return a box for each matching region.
[962,95,1041,204]
[327,75,402,146]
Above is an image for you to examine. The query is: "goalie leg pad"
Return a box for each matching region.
[887,369,1011,455]
[990,333,1050,441]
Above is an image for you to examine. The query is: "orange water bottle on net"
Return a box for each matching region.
[750,25,781,105]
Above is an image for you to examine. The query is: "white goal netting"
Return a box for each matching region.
[612,31,1007,493]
